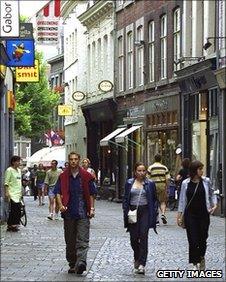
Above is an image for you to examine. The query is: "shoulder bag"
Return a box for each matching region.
[128,187,143,224]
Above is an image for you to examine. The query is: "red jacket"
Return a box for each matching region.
[59,167,94,213]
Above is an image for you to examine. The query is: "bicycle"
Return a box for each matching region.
[20,197,27,227]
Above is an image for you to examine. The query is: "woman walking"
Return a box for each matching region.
[177,160,217,270]
[4,156,23,232]
[122,162,158,275]
[81,158,97,181]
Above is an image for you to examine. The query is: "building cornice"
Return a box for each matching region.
[78,0,113,28]
[47,53,64,65]
[61,0,78,20]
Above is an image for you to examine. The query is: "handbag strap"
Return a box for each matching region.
[185,182,199,210]
[136,187,143,209]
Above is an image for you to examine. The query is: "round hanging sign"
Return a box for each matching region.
[72,91,85,101]
[98,80,113,92]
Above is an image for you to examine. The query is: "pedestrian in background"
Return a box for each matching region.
[55,152,97,275]
[4,156,22,232]
[122,162,158,275]
[81,158,97,181]
[30,164,38,200]
[36,163,46,206]
[175,158,190,199]
[44,160,62,220]
[64,162,69,171]
[177,160,218,270]
[147,153,170,225]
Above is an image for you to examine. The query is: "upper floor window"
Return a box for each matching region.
[173,8,181,72]
[103,35,108,70]
[127,31,133,89]
[136,26,144,86]
[160,15,167,79]
[87,44,91,91]
[92,41,96,83]
[148,21,155,82]
[97,38,102,81]
[118,36,124,92]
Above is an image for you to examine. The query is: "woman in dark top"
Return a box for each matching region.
[122,162,158,275]
[177,160,217,271]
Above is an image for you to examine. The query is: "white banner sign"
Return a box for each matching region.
[35,0,60,45]
[0,0,19,37]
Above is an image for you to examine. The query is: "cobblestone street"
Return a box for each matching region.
[1,197,225,281]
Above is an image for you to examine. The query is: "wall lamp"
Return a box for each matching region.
[134,40,145,46]
[203,37,226,50]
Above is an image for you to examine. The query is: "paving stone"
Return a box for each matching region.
[0,197,225,281]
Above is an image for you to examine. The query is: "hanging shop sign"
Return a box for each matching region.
[0,65,7,79]
[19,23,33,39]
[35,0,60,45]
[0,0,19,38]
[72,91,85,102]
[15,59,39,82]
[58,105,73,116]
[98,80,113,92]
[5,39,35,67]
[7,90,16,110]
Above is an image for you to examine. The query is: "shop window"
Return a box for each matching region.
[172,111,178,124]
[162,112,167,125]
[200,93,207,120]
[167,112,172,124]
[190,94,199,121]
[209,88,218,117]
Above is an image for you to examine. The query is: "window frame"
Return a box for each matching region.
[160,14,167,79]
[127,31,133,89]
[118,36,124,92]
[148,21,155,82]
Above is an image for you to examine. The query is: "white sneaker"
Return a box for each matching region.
[54,213,59,220]
[137,265,145,275]
[47,213,53,220]
[193,263,200,270]
[133,261,139,274]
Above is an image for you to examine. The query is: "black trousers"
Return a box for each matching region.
[7,199,21,226]
[128,205,149,267]
[185,212,210,264]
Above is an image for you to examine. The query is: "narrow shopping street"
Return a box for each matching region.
[1,197,225,282]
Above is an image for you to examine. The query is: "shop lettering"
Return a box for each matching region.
[190,75,207,89]
[179,75,208,94]
[153,100,168,112]
[17,72,38,78]
[2,2,13,33]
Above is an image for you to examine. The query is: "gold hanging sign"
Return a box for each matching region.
[15,59,39,82]
[58,105,73,116]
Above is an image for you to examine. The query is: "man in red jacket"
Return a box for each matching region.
[55,152,97,275]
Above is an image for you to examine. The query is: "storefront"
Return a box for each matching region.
[82,98,117,186]
[145,93,180,177]
[176,59,219,185]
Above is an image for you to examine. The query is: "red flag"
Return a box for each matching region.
[43,3,49,17]
[54,0,60,17]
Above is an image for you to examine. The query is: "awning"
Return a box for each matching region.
[115,125,142,143]
[100,127,126,146]
[26,146,65,167]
